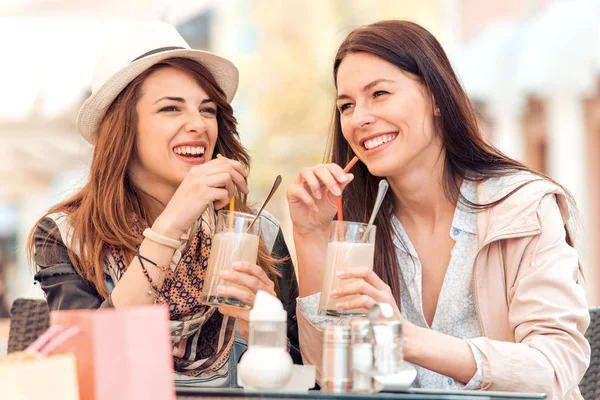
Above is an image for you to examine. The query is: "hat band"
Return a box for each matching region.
[131,46,186,63]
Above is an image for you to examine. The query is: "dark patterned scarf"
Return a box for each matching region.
[106,210,235,377]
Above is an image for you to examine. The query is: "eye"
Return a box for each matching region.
[373,90,389,98]
[200,107,217,116]
[338,103,354,113]
[159,105,179,112]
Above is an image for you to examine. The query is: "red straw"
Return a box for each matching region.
[343,156,359,174]
[336,156,359,241]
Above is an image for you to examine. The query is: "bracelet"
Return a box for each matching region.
[136,252,169,273]
[135,249,166,299]
[143,228,181,249]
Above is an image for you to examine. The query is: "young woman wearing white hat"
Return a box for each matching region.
[28,21,300,385]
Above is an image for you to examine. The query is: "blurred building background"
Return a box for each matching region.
[0,0,598,313]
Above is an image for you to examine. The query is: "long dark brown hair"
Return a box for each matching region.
[328,20,580,304]
[28,57,280,298]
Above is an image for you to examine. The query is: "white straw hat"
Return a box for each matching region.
[76,21,239,144]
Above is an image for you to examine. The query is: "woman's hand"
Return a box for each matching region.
[217,261,277,342]
[331,266,402,321]
[286,164,354,237]
[152,156,249,238]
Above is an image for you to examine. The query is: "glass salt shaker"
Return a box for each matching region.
[373,320,403,375]
[351,319,374,392]
[321,325,352,393]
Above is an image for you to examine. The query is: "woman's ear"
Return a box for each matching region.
[431,95,441,117]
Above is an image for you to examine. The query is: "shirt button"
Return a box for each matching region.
[452,227,460,236]
[447,378,453,385]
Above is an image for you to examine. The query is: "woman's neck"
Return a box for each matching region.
[387,156,457,231]
[129,176,176,222]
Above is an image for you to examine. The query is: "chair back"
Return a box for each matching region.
[7,298,49,353]
[580,307,600,399]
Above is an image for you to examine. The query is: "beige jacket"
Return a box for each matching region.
[297,175,590,399]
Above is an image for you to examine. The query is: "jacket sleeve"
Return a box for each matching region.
[297,305,325,380]
[33,217,113,310]
[470,194,590,398]
[272,228,302,364]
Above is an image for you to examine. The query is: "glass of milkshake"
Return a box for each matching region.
[200,210,260,309]
[318,221,376,318]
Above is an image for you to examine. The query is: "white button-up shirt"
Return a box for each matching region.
[297,179,483,389]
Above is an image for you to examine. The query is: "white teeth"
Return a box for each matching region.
[174,146,205,156]
[364,134,397,150]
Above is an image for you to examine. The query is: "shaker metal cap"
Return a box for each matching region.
[323,325,351,343]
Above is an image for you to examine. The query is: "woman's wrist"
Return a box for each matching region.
[293,225,329,242]
[151,216,184,240]
[401,321,420,363]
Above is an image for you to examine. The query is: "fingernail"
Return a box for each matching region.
[315,189,322,199]
[220,270,230,278]
[336,302,346,309]
[338,175,348,183]
[347,173,354,181]
[232,262,241,269]
[217,285,226,293]
[312,204,319,212]
[331,185,341,196]
[336,270,346,277]
[330,290,338,297]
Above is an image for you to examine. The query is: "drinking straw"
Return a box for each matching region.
[217,154,235,231]
[336,156,359,241]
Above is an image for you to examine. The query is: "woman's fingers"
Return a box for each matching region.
[330,278,382,301]
[195,157,249,194]
[286,183,320,212]
[205,172,235,196]
[220,161,249,194]
[337,267,391,292]
[331,270,401,319]
[218,305,249,321]
[335,294,377,311]
[216,285,256,306]
[231,262,273,288]
[212,188,233,210]
[312,165,344,196]
[299,167,323,200]
[219,264,274,295]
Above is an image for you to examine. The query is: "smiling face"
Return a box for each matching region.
[129,66,219,195]
[335,52,443,178]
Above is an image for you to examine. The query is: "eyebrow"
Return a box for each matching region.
[153,96,215,105]
[336,79,395,101]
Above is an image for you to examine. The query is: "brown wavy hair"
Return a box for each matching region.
[28,57,280,298]
[328,20,581,304]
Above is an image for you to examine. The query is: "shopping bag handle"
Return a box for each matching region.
[25,325,80,356]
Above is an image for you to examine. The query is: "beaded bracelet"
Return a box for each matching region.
[135,249,167,298]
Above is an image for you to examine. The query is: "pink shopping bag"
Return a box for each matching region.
[49,305,175,400]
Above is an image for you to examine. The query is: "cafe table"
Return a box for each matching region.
[176,387,546,400]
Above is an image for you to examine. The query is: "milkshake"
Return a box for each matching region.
[200,211,260,309]
[318,221,376,317]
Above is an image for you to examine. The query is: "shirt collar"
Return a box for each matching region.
[451,179,477,235]
[392,179,478,254]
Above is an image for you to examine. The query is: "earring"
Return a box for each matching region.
[435,107,440,114]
